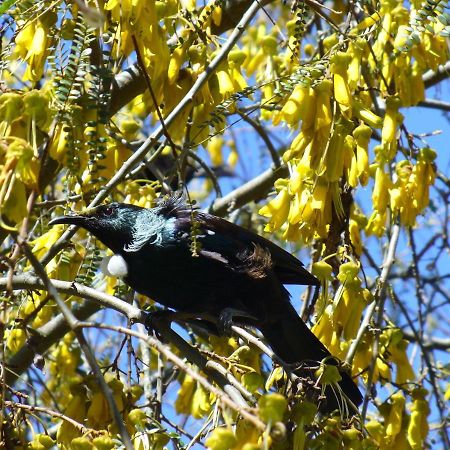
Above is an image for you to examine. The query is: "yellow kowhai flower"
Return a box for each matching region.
[227,49,248,92]
[349,207,367,256]
[87,389,110,428]
[207,136,224,167]
[235,419,260,449]
[330,52,353,115]
[56,385,87,446]
[206,428,237,450]
[372,165,392,212]
[347,38,366,91]
[215,62,235,100]
[314,79,333,132]
[6,328,27,353]
[191,383,213,419]
[284,128,314,163]
[389,338,415,384]
[353,98,383,128]
[371,2,394,62]
[168,44,187,85]
[15,13,55,82]
[412,147,436,211]
[4,139,40,189]
[323,33,338,52]
[365,210,387,237]
[354,11,382,32]
[32,302,55,329]
[277,83,314,128]
[409,61,425,106]
[309,181,332,238]
[211,4,222,26]
[351,123,372,186]
[175,374,195,415]
[259,187,290,232]
[324,118,353,182]
[421,31,448,71]
[312,260,333,317]
[385,392,406,440]
[352,338,373,379]
[394,54,416,106]
[289,160,313,194]
[0,93,24,137]
[375,354,391,382]
[382,95,401,147]
[288,188,310,225]
[407,388,430,450]
[29,434,55,450]
[163,70,195,140]
[313,305,342,356]
[390,160,419,226]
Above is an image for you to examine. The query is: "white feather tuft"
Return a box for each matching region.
[101,254,128,278]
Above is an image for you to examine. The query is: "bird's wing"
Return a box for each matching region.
[196,212,319,286]
[155,196,317,285]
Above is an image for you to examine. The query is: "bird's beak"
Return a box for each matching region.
[48,213,89,227]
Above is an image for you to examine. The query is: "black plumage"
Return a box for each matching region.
[49,195,362,413]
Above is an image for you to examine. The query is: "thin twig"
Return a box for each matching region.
[358,224,400,422]
[4,401,94,435]
[345,225,401,366]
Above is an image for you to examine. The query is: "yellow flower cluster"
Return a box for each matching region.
[175,373,215,419]
[312,261,372,359]
[260,68,382,242]
[352,328,415,384]
[368,148,436,235]
[0,91,52,225]
[14,11,57,82]
[54,373,149,448]
[258,0,445,241]
[366,388,430,450]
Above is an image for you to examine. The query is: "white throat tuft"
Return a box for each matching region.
[101,254,128,278]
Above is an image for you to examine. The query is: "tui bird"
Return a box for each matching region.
[49,195,362,413]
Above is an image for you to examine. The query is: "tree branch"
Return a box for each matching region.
[1,275,253,414]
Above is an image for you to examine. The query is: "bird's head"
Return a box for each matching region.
[49,203,147,254]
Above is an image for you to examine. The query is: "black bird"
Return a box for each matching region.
[49,195,362,413]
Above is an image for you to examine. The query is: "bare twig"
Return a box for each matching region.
[345,225,401,366]
[358,224,401,422]
[4,401,94,435]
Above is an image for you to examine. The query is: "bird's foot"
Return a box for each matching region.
[144,310,177,338]
[145,310,216,336]
[217,308,258,335]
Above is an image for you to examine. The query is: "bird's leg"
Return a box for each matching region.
[218,308,258,335]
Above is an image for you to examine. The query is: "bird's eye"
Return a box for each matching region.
[104,206,114,216]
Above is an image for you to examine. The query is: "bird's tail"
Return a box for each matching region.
[259,301,362,414]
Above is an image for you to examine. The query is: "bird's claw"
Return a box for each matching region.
[144,310,175,338]
[217,308,258,335]
[218,309,235,335]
